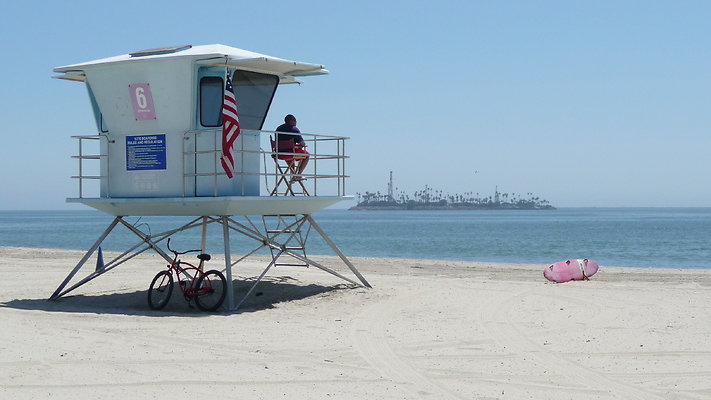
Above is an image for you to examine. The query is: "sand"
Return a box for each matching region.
[1,246,710,399]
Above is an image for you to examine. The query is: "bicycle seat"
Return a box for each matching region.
[197,253,211,261]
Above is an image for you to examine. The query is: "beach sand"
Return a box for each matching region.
[1,246,710,399]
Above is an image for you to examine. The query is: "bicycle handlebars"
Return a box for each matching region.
[166,238,202,256]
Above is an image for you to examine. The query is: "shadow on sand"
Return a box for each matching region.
[1,276,356,316]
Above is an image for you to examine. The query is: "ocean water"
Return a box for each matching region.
[0,208,709,269]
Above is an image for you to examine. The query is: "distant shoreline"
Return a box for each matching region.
[354,188,555,210]
[349,205,556,211]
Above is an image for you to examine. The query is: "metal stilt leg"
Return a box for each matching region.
[222,216,235,310]
[306,214,371,288]
[200,216,208,253]
[49,217,121,300]
[117,218,172,263]
[50,216,203,301]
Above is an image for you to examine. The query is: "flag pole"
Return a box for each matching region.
[219,56,240,180]
[223,55,229,84]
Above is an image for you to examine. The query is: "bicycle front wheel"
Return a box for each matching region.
[148,271,174,310]
[194,270,227,312]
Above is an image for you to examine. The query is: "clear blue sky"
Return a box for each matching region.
[1,0,709,209]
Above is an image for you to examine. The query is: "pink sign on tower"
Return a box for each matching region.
[128,83,157,121]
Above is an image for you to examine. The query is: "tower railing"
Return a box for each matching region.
[70,135,110,198]
[69,130,349,198]
[182,129,349,197]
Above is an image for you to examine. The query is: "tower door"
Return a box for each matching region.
[194,68,224,196]
[191,67,279,196]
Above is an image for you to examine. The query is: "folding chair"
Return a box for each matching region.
[269,136,310,196]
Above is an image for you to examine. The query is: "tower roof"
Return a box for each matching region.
[53,44,328,82]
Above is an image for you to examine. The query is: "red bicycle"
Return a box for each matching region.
[147,239,227,311]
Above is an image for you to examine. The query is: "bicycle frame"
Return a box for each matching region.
[167,256,212,298]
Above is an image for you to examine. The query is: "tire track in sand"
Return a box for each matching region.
[481,288,665,400]
[349,288,464,399]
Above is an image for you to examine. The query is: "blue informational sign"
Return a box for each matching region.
[126,134,167,171]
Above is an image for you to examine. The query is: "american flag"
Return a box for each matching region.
[220,72,240,179]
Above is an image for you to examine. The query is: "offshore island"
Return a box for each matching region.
[350,172,555,210]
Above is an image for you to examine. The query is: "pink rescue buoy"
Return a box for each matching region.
[544,259,599,283]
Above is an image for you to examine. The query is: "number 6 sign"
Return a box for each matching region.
[129,83,157,121]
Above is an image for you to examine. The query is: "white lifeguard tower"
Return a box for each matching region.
[50,44,370,310]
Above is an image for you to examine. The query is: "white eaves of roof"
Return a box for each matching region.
[53,44,328,78]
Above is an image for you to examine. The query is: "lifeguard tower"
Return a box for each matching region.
[50,44,370,310]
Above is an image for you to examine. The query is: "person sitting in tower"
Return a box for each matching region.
[275,114,309,180]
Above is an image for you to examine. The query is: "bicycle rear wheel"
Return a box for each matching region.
[194,270,227,311]
[148,271,174,310]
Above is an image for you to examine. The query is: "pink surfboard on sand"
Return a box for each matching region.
[544,259,599,283]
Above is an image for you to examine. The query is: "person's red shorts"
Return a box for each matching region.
[293,147,309,159]
[277,147,309,161]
